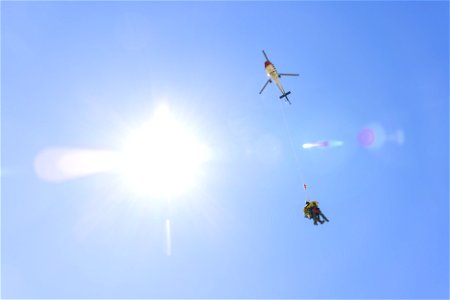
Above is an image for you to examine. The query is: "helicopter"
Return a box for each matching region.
[259,50,299,104]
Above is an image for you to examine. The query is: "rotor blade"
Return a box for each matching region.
[259,79,271,94]
[262,50,269,61]
[279,73,299,77]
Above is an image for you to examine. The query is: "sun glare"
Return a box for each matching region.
[118,105,211,198]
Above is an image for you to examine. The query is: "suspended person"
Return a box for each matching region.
[303,202,313,220]
[303,201,322,225]
[304,200,329,225]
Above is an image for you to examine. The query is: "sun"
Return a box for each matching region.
[117,105,211,198]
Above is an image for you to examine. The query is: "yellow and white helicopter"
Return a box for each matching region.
[259,50,299,104]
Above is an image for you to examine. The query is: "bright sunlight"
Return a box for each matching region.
[118,104,212,198]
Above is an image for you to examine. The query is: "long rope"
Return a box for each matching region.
[277,101,310,202]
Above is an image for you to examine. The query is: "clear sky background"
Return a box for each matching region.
[2,1,449,299]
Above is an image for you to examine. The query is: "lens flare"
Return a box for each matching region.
[34,148,119,182]
[302,140,343,149]
[358,123,404,149]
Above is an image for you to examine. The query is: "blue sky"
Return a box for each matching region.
[2,1,449,299]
